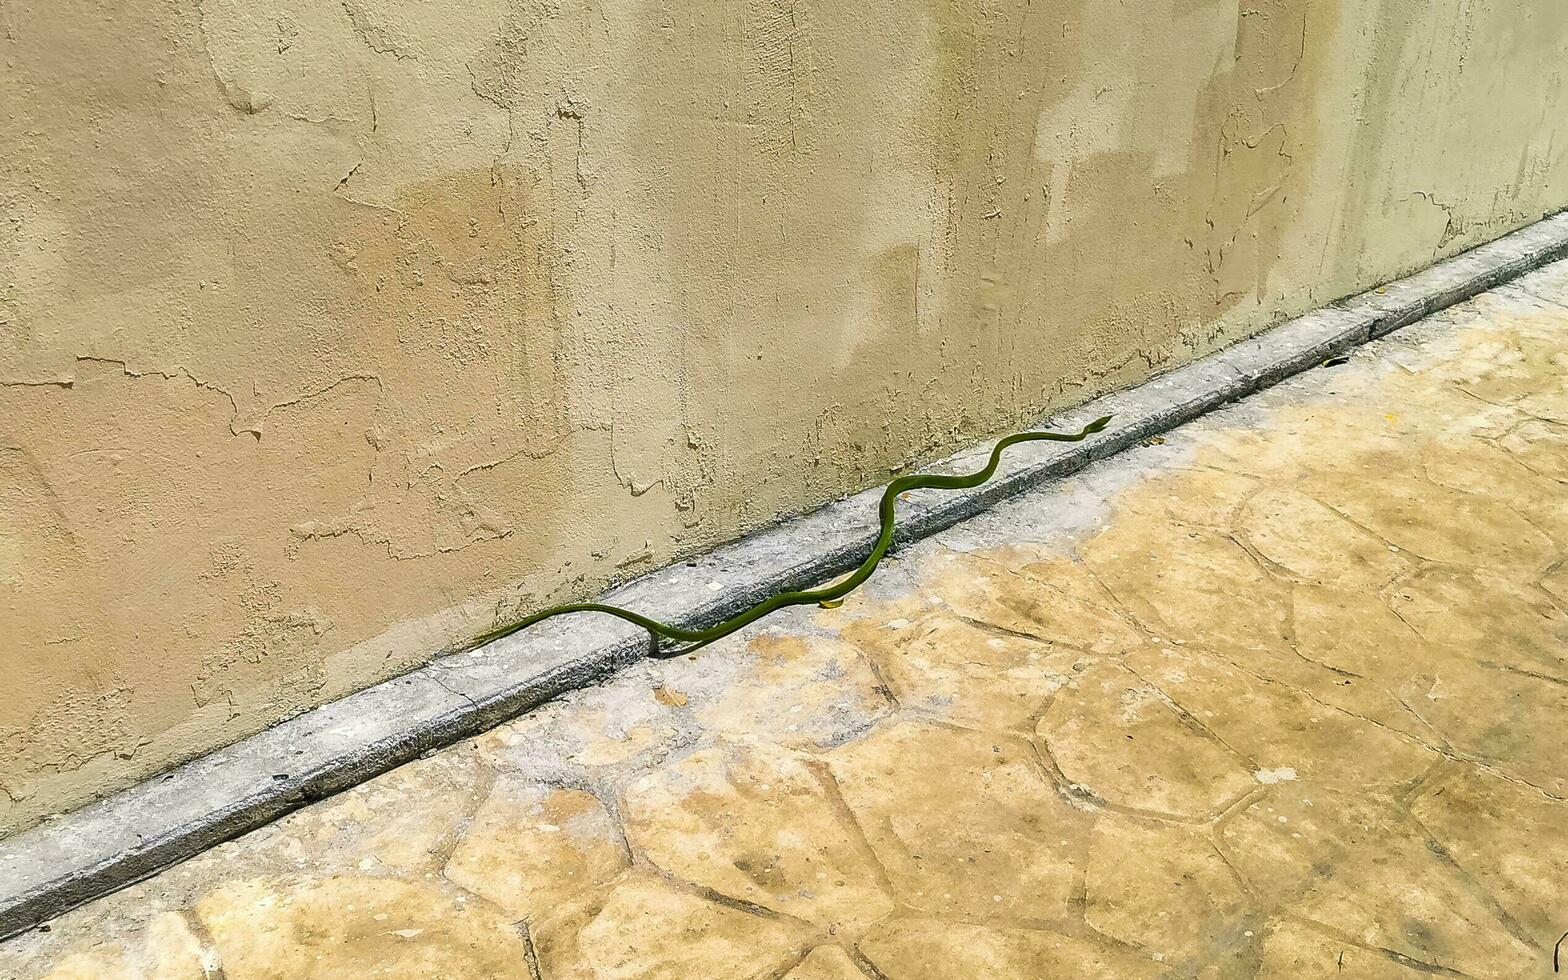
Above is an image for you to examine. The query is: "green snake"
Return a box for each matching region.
[461,414,1113,658]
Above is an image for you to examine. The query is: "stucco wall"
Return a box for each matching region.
[2,0,1565,836]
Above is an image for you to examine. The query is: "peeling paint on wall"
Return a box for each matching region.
[1,0,1566,835]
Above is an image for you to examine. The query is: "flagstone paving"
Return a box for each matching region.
[5,261,1568,978]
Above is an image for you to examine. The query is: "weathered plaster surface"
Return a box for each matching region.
[1,0,1566,834]
[4,255,1568,978]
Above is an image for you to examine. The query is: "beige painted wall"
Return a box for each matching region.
[1,0,1565,836]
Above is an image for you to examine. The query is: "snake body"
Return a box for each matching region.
[462,414,1112,657]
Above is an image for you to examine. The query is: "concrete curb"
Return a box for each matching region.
[4,210,1568,940]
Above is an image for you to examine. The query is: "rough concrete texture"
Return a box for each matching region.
[4,257,1568,977]
[4,0,1568,836]
[6,212,1566,941]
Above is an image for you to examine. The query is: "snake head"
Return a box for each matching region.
[1082,414,1113,436]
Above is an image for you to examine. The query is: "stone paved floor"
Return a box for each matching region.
[5,261,1568,978]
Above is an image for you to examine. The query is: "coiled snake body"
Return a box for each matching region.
[462,415,1112,657]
